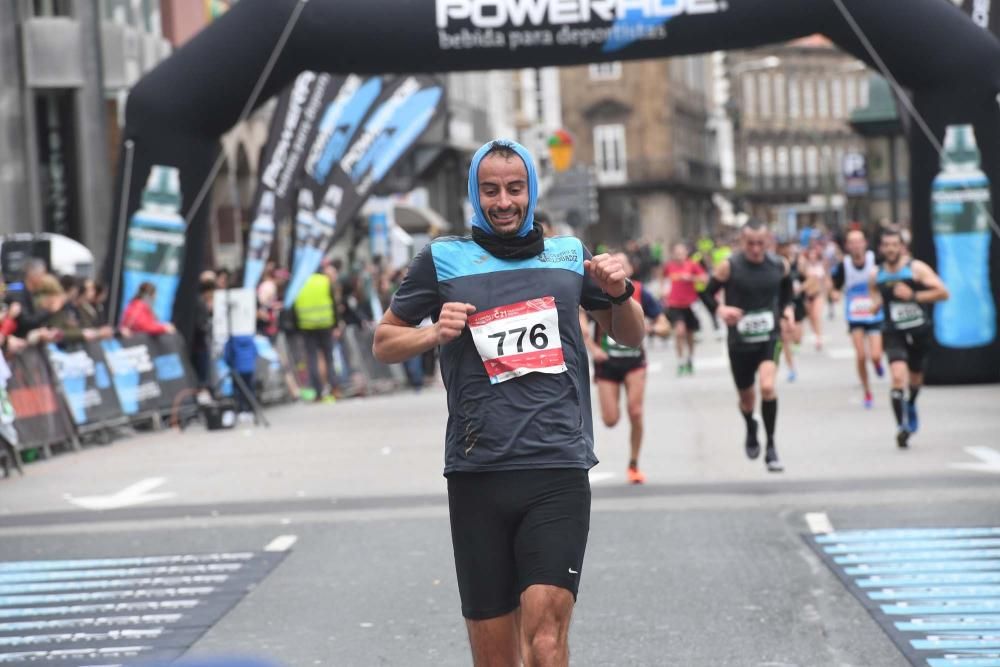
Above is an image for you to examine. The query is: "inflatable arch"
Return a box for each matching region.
[111,0,1000,383]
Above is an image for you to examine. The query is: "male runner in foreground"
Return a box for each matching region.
[869,229,949,448]
[701,220,794,473]
[374,139,644,666]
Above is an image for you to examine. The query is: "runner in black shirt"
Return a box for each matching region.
[373,139,645,666]
[701,220,794,473]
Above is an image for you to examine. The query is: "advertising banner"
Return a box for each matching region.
[245,72,343,289]
[260,73,446,305]
[101,333,197,417]
[6,347,72,448]
[45,342,123,427]
[100,338,161,416]
[147,333,199,412]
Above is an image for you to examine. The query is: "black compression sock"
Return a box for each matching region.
[742,410,755,431]
[909,386,921,404]
[891,389,905,426]
[762,399,777,446]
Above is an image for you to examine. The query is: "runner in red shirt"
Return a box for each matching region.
[662,243,707,375]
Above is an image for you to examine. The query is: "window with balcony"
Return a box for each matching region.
[33,0,73,16]
[788,77,800,119]
[593,124,627,185]
[589,62,622,81]
[761,145,775,187]
[742,76,756,120]
[817,79,829,118]
[758,73,772,118]
[803,79,815,119]
[773,73,786,120]
[776,146,790,186]
[746,146,760,180]
[845,76,858,112]
[806,146,820,187]
[831,78,844,118]
[791,145,805,185]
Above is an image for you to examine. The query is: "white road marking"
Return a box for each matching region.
[805,512,835,535]
[950,446,1000,474]
[264,534,298,552]
[825,347,856,360]
[65,478,175,511]
[588,472,615,484]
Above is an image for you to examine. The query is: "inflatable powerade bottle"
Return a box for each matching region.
[932,124,996,348]
[123,166,185,323]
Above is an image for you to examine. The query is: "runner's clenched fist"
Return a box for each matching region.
[436,302,477,345]
[585,253,628,298]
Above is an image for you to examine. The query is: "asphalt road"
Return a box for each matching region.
[0,312,997,666]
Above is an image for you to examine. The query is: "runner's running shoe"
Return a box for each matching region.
[765,447,784,473]
[745,419,761,460]
[627,467,646,485]
[907,402,919,434]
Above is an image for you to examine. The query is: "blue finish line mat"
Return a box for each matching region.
[808,527,1000,667]
[0,550,287,665]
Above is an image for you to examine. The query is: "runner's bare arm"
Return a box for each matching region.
[700,259,741,325]
[868,268,882,308]
[777,258,795,322]
[373,303,475,364]
[585,254,645,348]
[911,261,950,304]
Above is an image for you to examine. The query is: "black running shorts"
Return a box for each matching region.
[728,339,780,390]
[848,322,882,335]
[667,307,701,332]
[793,298,806,322]
[593,357,646,384]
[447,468,591,620]
[884,329,931,373]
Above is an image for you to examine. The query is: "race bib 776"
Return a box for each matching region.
[468,297,567,384]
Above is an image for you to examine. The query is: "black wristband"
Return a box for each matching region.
[607,280,635,305]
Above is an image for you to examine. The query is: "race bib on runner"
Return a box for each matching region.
[603,334,642,358]
[848,295,877,320]
[468,297,567,384]
[889,301,925,329]
[736,309,775,343]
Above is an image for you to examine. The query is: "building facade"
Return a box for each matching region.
[730,36,870,232]
[559,56,721,248]
[0,0,179,267]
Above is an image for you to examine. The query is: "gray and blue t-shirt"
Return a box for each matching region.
[390,235,611,475]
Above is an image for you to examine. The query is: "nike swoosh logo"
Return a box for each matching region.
[568,568,578,574]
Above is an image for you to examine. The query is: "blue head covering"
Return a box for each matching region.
[468,139,538,238]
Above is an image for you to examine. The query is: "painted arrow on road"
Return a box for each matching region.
[65,477,176,510]
[950,447,1000,475]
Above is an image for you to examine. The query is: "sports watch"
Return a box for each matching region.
[607,280,635,305]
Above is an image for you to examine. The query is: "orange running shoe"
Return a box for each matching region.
[626,467,646,484]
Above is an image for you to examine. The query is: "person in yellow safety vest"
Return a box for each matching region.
[692,237,715,294]
[294,270,338,403]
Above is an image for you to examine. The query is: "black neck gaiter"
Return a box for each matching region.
[472,223,545,260]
